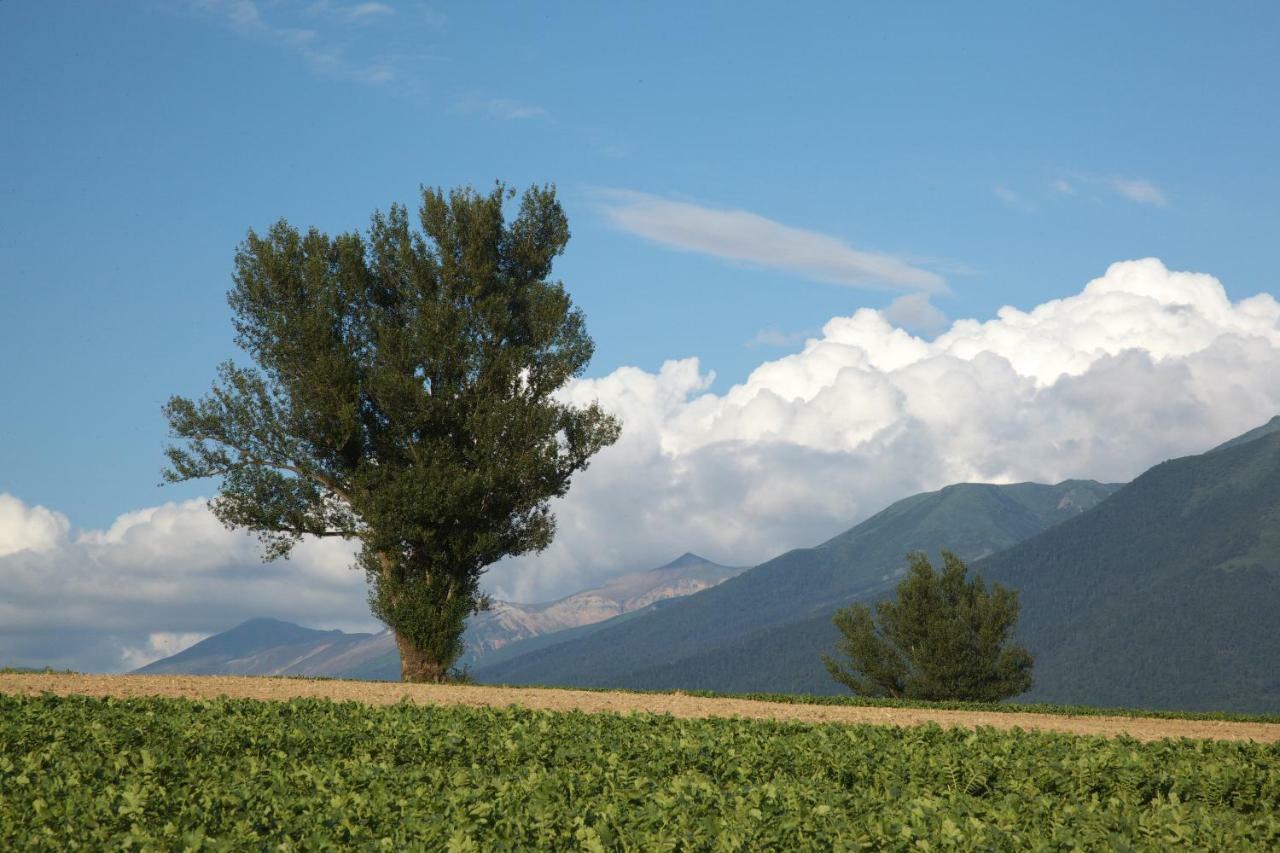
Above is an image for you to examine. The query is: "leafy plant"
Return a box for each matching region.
[824,550,1033,700]
[2,694,1278,848]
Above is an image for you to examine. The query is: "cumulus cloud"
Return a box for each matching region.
[481,258,1280,601]
[0,498,371,672]
[595,190,946,292]
[0,495,69,557]
[5,259,1279,668]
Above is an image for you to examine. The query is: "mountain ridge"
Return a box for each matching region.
[499,422,1280,712]
[974,430,1280,711]
[474,479,1120,688]
[134,554,746,678]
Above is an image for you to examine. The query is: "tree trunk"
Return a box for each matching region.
[395,629,447,683]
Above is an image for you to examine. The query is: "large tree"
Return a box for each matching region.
[823,551,1033,701]
[163,183,621,682]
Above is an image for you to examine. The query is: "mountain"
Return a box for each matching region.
[134,554,745,678]
[474,480,1120,690]
[133,618,385,677]
[458,553,745,665]
[974,427,1280,712]
[480,420,1280,713]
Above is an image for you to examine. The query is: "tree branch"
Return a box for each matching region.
[191,439,354,505]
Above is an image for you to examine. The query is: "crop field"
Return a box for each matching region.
[3,691,1279,850]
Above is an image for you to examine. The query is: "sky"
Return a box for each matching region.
[3,2,1280,670]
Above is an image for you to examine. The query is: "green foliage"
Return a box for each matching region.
[824,551,1033,701]
[163,183,620,680]
[3,695,1279,849]
[977,430,1280,712]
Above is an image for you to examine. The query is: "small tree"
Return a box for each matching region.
[163,183,621,682]
[823,551,1033,701]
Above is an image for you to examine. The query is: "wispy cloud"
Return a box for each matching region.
[1107,177,1167,207]
[190,0,396,85]
[595,189,946,293]
[993,185,1031,210]
[339,2,395,23]
[307,1,396,24]
[1050,172,1167,207]
[747,327,820,348]
[459,96,547,120]
[881,292,948,334]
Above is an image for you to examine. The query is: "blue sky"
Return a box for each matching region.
[5,3,1280,668]
[3,2,1277,530]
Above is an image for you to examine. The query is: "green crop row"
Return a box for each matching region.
[2,694,1278,850]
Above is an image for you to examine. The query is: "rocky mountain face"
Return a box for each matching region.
[460,553,744,663]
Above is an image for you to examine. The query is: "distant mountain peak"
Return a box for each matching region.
[230,617,343,635]
[654,552,710,571]
[235,617,298,629]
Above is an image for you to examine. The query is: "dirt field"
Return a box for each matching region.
[3,673,1277,743]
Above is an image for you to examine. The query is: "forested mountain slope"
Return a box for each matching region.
[976,430,1280,712]
[476,480,1119,688]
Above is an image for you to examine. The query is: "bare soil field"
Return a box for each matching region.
[3,673,1277,743]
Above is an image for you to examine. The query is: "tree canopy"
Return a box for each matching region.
[163,183,621,681]
[823,551,1033,701]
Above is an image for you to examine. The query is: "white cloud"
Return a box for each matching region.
[191,0,396,84]
[460,96,548,121]
[6,259,1279,669]
[0,495,69,557]
[306,1,397,25]
[481,258,1280,602]
[0,498,371,672]
[882,293,948,334]
[1053,172,1166,206]
[595,190,946,293]
[993,185,1027,208]
[1108,177,1167,206]
[119,632,210,670]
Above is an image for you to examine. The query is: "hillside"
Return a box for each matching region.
[587,424,1280,711]
[475,480,1119,688]
[134,618,387,677]
[975,429,1280,712]
[135,554,744,678]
